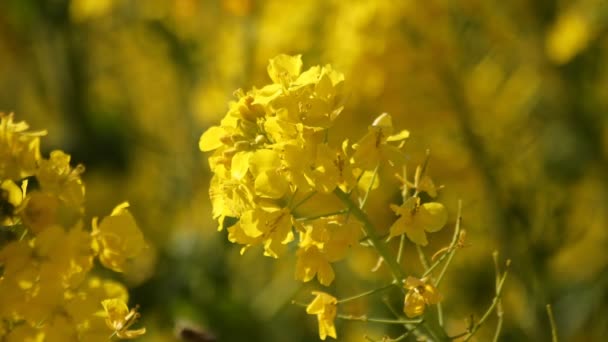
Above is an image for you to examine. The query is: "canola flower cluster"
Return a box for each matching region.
[200,55,467,340]
[0,114,145,341]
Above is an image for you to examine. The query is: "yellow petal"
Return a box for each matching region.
[418,202,448,233]
[267,54,303,86]
[371,112,394,132]
[254,170,288,199]
[249,149,281,176]
[231,151,251,180]
[405,225,428,246]
[389,216,409,238]
[199,126,225,152]
[386,129,410,142]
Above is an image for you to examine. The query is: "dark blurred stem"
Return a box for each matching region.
[440,68,509,234]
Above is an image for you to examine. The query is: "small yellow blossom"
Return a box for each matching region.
[351,113,410,170]
[0,113,45,180]
[403,277,443,318]
[36,150,85,209]
[295,218,361,286]
[296,246,335,286]
[389,197,447,245]
[101,298,146,339]
[306,291,338,340]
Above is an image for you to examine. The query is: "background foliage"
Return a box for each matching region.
[1,0,607,340]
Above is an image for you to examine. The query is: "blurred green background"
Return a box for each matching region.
[1,0,608,341]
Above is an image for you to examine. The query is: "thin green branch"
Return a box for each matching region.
[462,259,510,341]
[360,164,380,209]
[416,244,430,270]
[433,200,463,287]
[422,200,463,279]
[396,234,406,264]
[337,314,422,325]
[337,283,396,304]
[294,209,349,222]
[437,302,445,328]
[382,297,429,341]
[291,191,317,211]
[492,251,505,342]
[546,304,559,342]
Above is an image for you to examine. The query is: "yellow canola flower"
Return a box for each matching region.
[267,54,303,87]
[352,113,410,170]
[227,206,294,258]
[92,202,145,272]
[101,298,146,339]
[389,197,447,245]
[295,218,361,286]
[281,141,342,194]
[208,166,256,230]
[296,246,335,286]
[403,277,442,318]
[0,113,45,180]
[306,291,338,340]
[247,149,289,199]
[36,150,85,209]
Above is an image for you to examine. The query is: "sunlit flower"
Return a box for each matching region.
[306,291,338,340]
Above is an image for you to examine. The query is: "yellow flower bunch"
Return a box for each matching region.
[0,113,146,341]
[201,56,509,341]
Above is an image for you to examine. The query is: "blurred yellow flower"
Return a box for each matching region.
[306,291,338,340]
[1,180,23,225]
[36,150,85,209]
[403,277,442,318]
[0,113,45,180]
[92,202,146,272]
[546,9,592,64]
[101,298,146,339]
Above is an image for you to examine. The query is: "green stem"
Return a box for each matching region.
[433,200,463,287]
[338,283,396,304]
[396,234,406,264]
[291,191,317,211]
[546,304,559,342]
[492,251,505,342]
[382,297,429,341]
[462,260,510,341]
[333,187,406,283]
[416,244,430,271]
[337,314,422,325]
[437,302,445,328]
[294,209,349,222]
